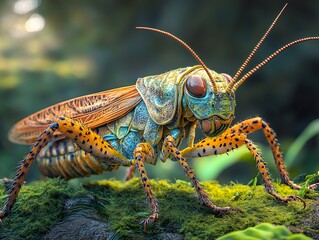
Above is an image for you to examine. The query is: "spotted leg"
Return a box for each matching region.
[0,117,131,221]
[162,135,238,213]
[0,122,58,221]
[245,139,305,208]
[133,142,159,232]
[227,117,317,190]
[228,117,301,189]
[181,117,306,207]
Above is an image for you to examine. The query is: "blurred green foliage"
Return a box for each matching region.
[285,119,319,168]
[0,1,318,185]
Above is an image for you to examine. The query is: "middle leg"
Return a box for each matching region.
[133,142,159,232]
[162,135,238,213]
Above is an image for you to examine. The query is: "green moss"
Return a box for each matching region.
[0,178,317,239]
[217,223,312,240]
[0,178,88,240]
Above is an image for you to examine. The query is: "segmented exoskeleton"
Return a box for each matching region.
[1,5,319,231]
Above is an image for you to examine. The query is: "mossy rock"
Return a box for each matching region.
[0,178,318,239]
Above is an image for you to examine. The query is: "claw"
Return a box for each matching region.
[200,195,241,214]
[285,195,306,209]
[142,213,158,233]
[271,191,307,209]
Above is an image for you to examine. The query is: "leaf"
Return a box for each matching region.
[285,119,319,168]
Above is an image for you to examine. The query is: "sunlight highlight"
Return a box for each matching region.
[13,0,39,14]
[25,13,45,32]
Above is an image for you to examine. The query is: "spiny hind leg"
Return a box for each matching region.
[163,135,238,213]
[0,122,59,220]
[0,117,130,221]
[133,142,159,232]
[180,129,305,206]
[43,117,131,177]
[38,121,131,179]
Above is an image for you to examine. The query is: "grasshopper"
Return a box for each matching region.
[1,5,318,231]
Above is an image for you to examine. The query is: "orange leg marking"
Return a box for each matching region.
[58,117,129,166]
[0,117,131,221]
[245,139,305,208]
[164,135,238,213]
[133,143,158,232]
[227,117,301,189]
[0,122,58,220]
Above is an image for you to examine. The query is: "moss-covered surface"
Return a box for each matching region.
[217,223,312,240]
[0,178,318,239]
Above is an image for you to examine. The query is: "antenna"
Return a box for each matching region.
[136,26,218,94]
[227,4,288,91]
[232,36,319,91]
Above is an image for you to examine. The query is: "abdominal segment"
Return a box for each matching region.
[37,139,119,179]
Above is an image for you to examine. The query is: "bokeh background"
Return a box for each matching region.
[0,0,318,185]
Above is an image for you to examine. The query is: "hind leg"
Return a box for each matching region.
[0,122,58,220]
[0,117,131,220]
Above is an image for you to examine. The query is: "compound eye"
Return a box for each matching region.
[221,73,232,83]
[186,75,207,98]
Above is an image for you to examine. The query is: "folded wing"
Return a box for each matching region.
[9,85,142,145]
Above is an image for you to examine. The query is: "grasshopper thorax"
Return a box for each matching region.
[182,67,235,137]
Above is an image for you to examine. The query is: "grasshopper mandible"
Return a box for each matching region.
[1,5,319,231]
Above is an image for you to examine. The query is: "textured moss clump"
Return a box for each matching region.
[217,223,312,240]
[0,178,317,239]
[0,179,88,240]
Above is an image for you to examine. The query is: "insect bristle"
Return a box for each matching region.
[136,26,218,94]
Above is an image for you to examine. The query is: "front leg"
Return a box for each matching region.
[162,135,238,213]
[180,118,306,207]
[227,117,317,190]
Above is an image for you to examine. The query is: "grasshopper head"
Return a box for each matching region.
[183,68,235,137]
[138,10,319,137]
